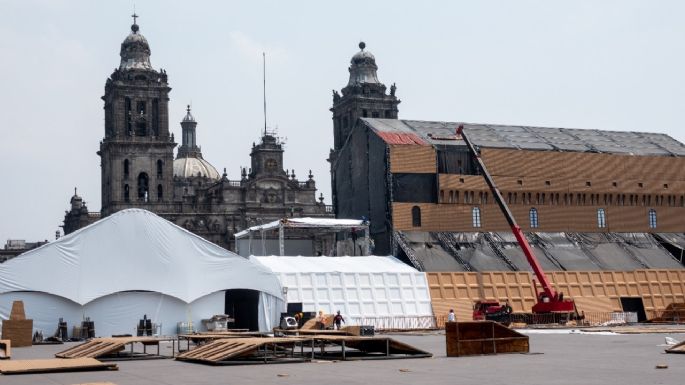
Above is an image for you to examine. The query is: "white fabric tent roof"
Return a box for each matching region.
[0,209,283,305]
[252,255,419,273]
[235,217,365,238]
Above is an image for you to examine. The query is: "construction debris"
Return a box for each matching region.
[0,358,117,375]
[650,303,685,323]
[665,340,685,354]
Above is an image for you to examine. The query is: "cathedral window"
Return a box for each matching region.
[124,184,130,202]
[411,206,421,227]
[472,207,482,228]
[125,98,132,135]
[648,209,657,229]
[385,110,392,118]
[124,159,130,179]
[597,208,607,228]
[157,184,163,200]
[362,109,368,118]
[138,172,149,202]
[529,208,539,228]
[157,159,163,178]
[371,111,379,118]
[152,99,159,136]
[137,101,146,115]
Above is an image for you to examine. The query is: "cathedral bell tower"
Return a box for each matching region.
[330,42,400,155]
[99,15,176,217]
[329,42,400,213]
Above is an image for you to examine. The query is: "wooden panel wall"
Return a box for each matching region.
[389,145,436,174]
[392,202,685,232]
[428,270,685,318]
[481,148,685,182]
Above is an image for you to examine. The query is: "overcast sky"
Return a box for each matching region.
[1,0,684,243]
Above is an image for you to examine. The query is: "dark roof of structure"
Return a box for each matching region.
[361,118,685,156]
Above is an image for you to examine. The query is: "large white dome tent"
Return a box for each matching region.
[0,209,284,336]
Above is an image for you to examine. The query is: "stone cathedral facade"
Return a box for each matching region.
[62,19,331,251]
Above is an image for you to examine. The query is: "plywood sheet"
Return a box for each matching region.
[0,358,117,375]
[573,297,614,313]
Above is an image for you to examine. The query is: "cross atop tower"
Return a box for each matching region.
[132,12,138,25]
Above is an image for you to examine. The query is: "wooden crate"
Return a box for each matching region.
[446,321,529,357]
[1,320,33,347]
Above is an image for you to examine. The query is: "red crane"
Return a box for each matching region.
[457,125,575,314]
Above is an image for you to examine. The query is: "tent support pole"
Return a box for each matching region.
[364,226,370,256]
[279,224,285,256]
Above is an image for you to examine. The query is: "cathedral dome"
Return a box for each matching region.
[347,42,381,86]
[351,42,376,64]
[173,157,221,180]
[119,22,153,71]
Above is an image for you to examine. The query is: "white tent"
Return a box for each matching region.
[0,209,284,336]
[252,256,434,329]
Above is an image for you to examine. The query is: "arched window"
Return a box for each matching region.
[124,184,130,202]
[597,208,607,228]
[124,159,130,178]
[156,159,163,178]
[472,207,481,228]
[648,209,657,229]
[157,184,163,200]
[529,208,539,228]
[138,172,149,202]
[411,206,421,227]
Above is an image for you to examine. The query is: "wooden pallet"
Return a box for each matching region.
[0,340,9,359]
[0,358,117,375]
[56,337,173,360]
[176,337,309,364]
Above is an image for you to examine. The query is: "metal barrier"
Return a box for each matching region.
[349,311,646,331]
[348,316,437,330]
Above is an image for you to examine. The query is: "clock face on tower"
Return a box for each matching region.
[265,159,277,172]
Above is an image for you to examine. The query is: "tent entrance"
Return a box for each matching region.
[620,297,647,322]
[225,289,259,331]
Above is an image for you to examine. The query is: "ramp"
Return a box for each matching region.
[0,358,117,375]
[56,337,174,360]
[311,335,432,360]
[176,337,309,365]
[446,321,529,357]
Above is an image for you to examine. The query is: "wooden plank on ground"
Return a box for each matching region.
[0,358,117,375]
[666,340,685,354]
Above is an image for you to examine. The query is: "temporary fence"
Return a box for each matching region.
[348,316,436,330]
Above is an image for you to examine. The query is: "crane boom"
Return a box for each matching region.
[457,125,574,313]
